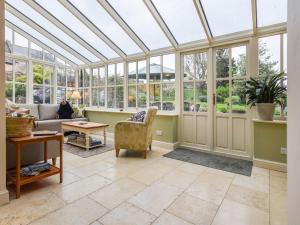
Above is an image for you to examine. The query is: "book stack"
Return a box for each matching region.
[67,133,102,146]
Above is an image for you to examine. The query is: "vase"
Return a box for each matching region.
[256,103,275,121]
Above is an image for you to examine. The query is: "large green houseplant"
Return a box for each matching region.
[245,73,287,121]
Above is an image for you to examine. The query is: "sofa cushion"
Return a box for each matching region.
[39,104,59,120]
[35,118,88,131]
[17,104,40,120]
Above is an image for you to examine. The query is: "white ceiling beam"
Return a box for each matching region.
[251,0,258,34]
[96,0,149,54]
[57,0,126,59]
[143,0,178,49]
[193,0,213,43]
[5,3,91,64]
[6,20,78,67]
[24,0,107,63]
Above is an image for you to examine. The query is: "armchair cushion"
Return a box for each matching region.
[130,110,146,122]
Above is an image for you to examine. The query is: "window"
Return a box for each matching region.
[184,52,208,112]
[13,32,28,56]
[91,67,106,107]
[150,54,175,110]
[257,0,287,27]
[44,50,55,63]
[259,33,287,117]
[56,58,66,103]
[107,63,124,108]
[215,45,247,114]
[33,63,54,104]
[5,59,27,104]
[78,68,91,107]
[31,42,43,60]
[5,26,13,53]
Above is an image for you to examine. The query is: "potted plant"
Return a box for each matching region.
[245,73,287,121]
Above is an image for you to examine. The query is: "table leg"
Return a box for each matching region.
[104,129,106,146]
[85,133,90,151]
[44,141,48,163]
[16,143,21,199]
[60,136,63,183]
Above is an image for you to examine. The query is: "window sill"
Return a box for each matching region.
[252,119,287,125]
[85,107,179,117]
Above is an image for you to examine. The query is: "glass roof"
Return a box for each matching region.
[257,0,287,27]
[201,0,252,36]
[7,0,100,62]
[68,0,142,55]
[4,0,287,66]
[107,0,171,50]
[6,11,84,65]
[35,0,118,59]
[152,0,206,44]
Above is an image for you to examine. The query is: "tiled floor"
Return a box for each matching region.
[1,148,287,225]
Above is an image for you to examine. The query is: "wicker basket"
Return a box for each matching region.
[6,117,35,138]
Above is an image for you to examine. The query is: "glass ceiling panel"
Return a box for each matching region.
[152,0,206,44]
[6,11,83,65]
[69,0,142,55]
[201,0,252,37]
[257,0,287,27]
[107,0,171,50]
[35,0,118,59]
[6,0,99,62]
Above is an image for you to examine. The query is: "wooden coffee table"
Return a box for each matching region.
[62,121,109,151]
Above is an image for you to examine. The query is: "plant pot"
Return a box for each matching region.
[256,103,275,121]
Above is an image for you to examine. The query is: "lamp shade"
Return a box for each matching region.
[71,91,81,100]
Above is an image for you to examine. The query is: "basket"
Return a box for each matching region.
[6,117,35,138]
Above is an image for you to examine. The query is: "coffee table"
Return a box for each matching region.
[62,121,109,151]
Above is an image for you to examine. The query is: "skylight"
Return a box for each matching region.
[257,0,287,27]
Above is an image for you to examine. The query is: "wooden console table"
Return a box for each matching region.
[7,133,63,199]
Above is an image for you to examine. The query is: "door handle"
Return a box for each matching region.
[213,93,216,105]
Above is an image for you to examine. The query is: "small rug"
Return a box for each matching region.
[164,148,253,176]
[63,142,114,158]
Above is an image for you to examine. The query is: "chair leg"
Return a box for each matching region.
[52,158,57,166]
[149,144,152,151]
[116,149,120,158]
[144,150,147,159]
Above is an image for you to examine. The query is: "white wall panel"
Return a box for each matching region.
[216,117,229,148]
[232,118,246,151]
[196,115,208,145]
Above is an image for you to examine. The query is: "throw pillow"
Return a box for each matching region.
[130,111,146,122]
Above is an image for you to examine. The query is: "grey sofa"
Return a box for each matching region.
[7,104,88,169]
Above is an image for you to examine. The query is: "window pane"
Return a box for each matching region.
[66,88,74,103]
[195,82,207,112]
[138,60,147,84]
[78,70,84,88]
[33,63,43,85]
[108,64,115,85]
[92,88,98,106]
[201,0,252,36]
[216,80,229,113]
[216,49,230,78]
[232,79,246,114]
[137,84,147,108]
[15,61,27,83]
[257,0,287,27]
[195,52,208,80]
[15,83,26,104]
[5,26,13,53]
[99,67,106,86]
[34,85,43,104]
[45,66,54,85]
[45,86,53,104]
[184,54,195,81]
[36,0,117,59]
[31,42,43,60]
[6,83,13,102]
[92,68,99,87]
[83,88,90,106]
[128,85,136,108]
[116,63,124,85]
[232,46,247,77]
[152,0,205,43]
[84,68,90,87]
[57,87,66,103]
[69,0,141,55]
[283,34,287,74]
[66,67,75,87]
[150,56,161,83]
[57,66,66,87]
[107,87,115,108]
[163,54,175,82]
[128,62,137,84]
[5,58,13,82]
[149,83,161,110]
[14,32,28,56]
[44,50,55,63]
[162,83,175,111]
[108,0,171,50]
[183,82,194,112]
[116,86,124,108]
[259,35,281,76]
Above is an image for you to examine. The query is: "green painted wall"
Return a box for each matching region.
[86,110,178,143]
[254,122,287,163]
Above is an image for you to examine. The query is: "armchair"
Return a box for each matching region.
[114,108,158,159]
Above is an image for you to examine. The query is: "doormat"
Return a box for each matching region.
[164,148,253,176]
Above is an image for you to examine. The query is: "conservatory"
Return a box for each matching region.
[0,0,298,225]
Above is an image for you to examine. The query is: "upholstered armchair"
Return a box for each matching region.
[115,108,158,159]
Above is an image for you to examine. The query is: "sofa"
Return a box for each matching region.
[7,104,88,169]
